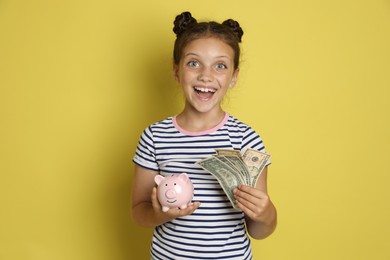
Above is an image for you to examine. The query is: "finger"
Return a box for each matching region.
[235,186,270,214]
[236,199,252,215]
[236,185,264,199]
[236,195,258,213]
[236,200,261,221]
[151,187,161,210]
[234,187,261,207]
[237,193,271,222]
[178,201,201,216]
[168,201,201,217]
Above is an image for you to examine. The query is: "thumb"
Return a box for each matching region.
[151,187,161,210]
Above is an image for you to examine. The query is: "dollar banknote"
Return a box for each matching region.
[196,156,241,208]
[215,149,242,157]
[216,155,250,185]
[197,148,271,208]
[213,155,246,184]
[242,148,271,187]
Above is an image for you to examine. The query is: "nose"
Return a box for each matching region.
[165,189,176,199]
[198,67,213,82]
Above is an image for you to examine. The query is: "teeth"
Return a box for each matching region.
[194,87,216,93]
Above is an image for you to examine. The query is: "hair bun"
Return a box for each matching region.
[173,11,197,37]
[222,19,244,42]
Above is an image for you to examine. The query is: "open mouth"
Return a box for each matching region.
[194,87,216,100]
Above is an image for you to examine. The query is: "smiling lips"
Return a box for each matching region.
[194,86,216,100]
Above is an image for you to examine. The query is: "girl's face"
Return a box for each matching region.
[174,37,239,115]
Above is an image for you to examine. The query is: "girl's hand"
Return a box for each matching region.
[233,184,274,224]
[151,187,201,219]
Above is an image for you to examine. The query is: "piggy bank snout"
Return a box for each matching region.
[165,189,176,199]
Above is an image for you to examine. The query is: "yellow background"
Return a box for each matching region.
[1,0,389,259]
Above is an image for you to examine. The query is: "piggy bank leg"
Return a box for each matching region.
[179,204,188,210]
[162,206,170,212]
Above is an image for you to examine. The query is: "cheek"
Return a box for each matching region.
[175,185,182,194]
[180,72,197,88]
[216,75,232,87]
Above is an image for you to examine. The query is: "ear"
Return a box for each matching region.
[173,64,180,82]
[229,68,240,88]
[154,175,165,185]
[178,173,189,182]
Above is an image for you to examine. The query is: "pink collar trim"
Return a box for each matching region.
[173,113,229,136]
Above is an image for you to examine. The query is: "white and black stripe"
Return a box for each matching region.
[133,114,267,260]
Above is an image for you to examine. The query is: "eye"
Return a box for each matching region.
[187,60,199,68]
[216,63,227,70]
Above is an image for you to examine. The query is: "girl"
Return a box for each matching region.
[132,11,277,259]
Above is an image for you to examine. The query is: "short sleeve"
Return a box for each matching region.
[132,126,159,171]
[242,126,271,166]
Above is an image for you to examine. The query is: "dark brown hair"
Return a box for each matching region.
[173,11,244,70]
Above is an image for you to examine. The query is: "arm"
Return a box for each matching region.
[131,164,200,228]
[233,167,277,239]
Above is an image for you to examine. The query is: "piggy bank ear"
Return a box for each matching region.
[178,173,189,182]
[154,175,165,186]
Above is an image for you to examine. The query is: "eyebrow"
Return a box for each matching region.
[184,52,199,57]
[184,52,231,60]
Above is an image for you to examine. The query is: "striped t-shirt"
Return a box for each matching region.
[133,113,268,260]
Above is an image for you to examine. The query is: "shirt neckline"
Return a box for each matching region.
[172,113,229,136]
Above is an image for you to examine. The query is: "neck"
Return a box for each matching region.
[176,108,226,132]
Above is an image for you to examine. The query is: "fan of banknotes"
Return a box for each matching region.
[196,148,271,208]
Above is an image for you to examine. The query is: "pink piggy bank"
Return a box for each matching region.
[154,173,194,212]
